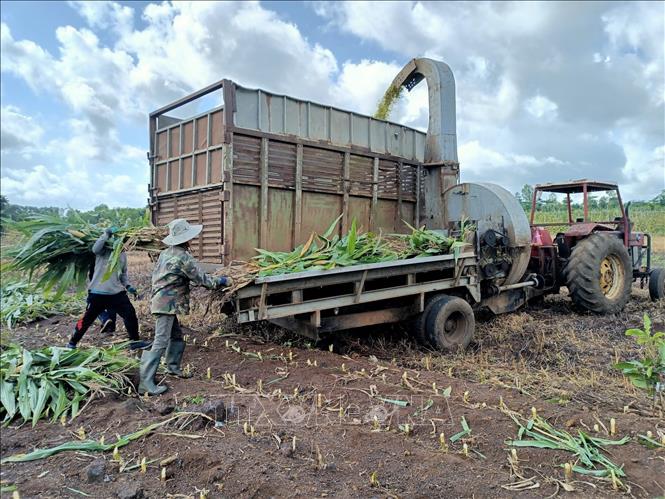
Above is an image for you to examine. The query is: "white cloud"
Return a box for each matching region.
[1,0,663,208]
[0,105,44,154]
[68,0,134,34]
[525,95,558,120]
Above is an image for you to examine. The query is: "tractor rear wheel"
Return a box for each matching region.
[564,233,632,313]
[425,296,475,351]
[649,268,665,301]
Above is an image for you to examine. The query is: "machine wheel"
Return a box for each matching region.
[409,294,451,345]
[649,268,665,301]
[564,233,632,313]
[425,296,475,351]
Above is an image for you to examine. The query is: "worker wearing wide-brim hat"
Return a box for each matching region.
[139,219,232,395]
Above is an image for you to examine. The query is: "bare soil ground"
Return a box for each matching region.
[1,254,664,498]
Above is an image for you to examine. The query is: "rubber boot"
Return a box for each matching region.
[165,340,191,378]
[129,340,152,351]
[138,349,168,395]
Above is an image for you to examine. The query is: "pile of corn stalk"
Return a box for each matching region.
[2,215,166,295]
[252,216,472,277]
[0,343,137,426]
[0,280,85,329]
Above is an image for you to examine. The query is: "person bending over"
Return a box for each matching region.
[67,227,150,350]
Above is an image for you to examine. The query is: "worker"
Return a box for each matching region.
[138,219,231,395]
[67,227,150,350]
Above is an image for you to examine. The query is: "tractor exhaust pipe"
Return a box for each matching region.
[390,58,459,224]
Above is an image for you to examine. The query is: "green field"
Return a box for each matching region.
[531,207,665,235]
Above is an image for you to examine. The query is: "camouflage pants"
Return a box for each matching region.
[151,314,184,351]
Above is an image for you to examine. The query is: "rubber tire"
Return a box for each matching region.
[649,268,665,301]
[425,295,475,352]
[564,233,632,314]
[409,294,451,345]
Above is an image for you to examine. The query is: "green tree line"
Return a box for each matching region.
[0,195,148,233]
[514,185,665,212]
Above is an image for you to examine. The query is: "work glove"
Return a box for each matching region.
[126,285,138,297]
[105,226,119,236]
[215,276,233,289]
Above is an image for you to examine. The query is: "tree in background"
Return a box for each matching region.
[1,197,148,232]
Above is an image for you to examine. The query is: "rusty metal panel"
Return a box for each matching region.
[233,134,261,184]
[232,184,260,260]
[210,149,223,183]
[401,164,418,201]
[348,155,373,197]
[182,121,193,154]
[233,85,425,161]
[169,127,180,158]
[301,192,343,239]
[348,196,371,230]
[157,130,168,160]
[155,190,223,262]
[378,160,399,198]
[181,157,193,189]
[302,147,343,193]
[211,111,224,145]
[194,153,207,186]
[155,163,167,193]
[268,141,296,189]
[267,189,294,251]
[195,116,208,149]
[375,199,398,233]
[168,161,179,191]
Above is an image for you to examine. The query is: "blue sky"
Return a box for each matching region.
[1,1,663,209]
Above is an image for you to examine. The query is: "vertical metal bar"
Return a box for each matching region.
[178,123,184,189]
[397,161,403,226]
[166,130,172,191]
[206,113,212,184]
[327,106,332,141]
[222,143,234,264]
[370,157,379,230]
[566,193,572,223]
[529,188,538,225]
[191,118,197,186]
[306,102,311,138]
[342,152,350,233]
[294,143,303,245]
[198,191,203,259]
[259,137,269,248]
[415,165,422,226]
[257,89,262,130]
[282,95,287,132]
[583,183,588,221]
[615,188,629,247]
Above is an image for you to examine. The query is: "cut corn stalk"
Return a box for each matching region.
[2,215,166,296]
[504,409,629,485]
[0,343,137,426]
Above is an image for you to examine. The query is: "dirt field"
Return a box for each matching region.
[1,254,664,498]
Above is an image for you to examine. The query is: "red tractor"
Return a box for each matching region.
[527,179,664,313]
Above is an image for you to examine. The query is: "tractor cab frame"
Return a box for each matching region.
[528,179,658,303]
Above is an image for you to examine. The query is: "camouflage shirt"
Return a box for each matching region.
[151,245,217,315]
